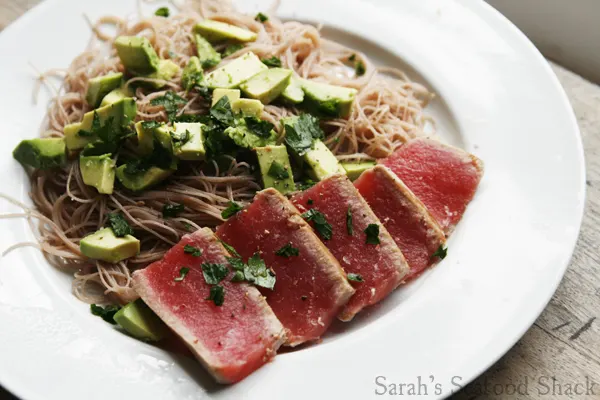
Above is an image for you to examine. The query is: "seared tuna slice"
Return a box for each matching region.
[355,166,446,281]
[216,189,354,346]
[133,228,285,384]
[291,174,409,321]
[380,138,483,234]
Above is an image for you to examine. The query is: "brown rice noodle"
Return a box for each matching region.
[6,0,434,305]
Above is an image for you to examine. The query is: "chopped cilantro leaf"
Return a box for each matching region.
[171,129,191,146]
[219,239,241,258]
[141,120,161,130]
[162,203,184,218]
[244,253,276,290]
[348,54,356,62]
[268,160,290,180]
[210,96,234,126]
[90,304,121,324]
[222,44,244,58]
[174,267,190,282]
[226,256,245,271]
[245,117,274,138]
[183,222,193,232]
[155,7,170,17]
[307,199,314,205]
[182,70,204,92]
[355,61,366,76]
[255,12,269,23]
[150,91,187,122]
[302,209,333,240]
[231,270,245,282]
[275,243,299,257]
[364,223,380,245]
[201,263,229,285]
[207,285,225,306]
[432,245,448,260]
[347,273,364,282]
[346,207,353,235]
[297,179,316,190]
[261,56,282,68]
[106,213,134,237]
[183,244,202,257]
[221,201,243,219]
[283,114,324,156]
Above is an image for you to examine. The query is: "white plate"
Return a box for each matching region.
[0,0,585,399]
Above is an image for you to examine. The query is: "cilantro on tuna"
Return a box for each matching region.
[201,263,229,285]
[231,270,245,282]
[222,44,244,58]
[261,56,281,68]
[302,209,333,240]
[210,96,235,126]
[244,253,276,290]
[346,207,353,235]
[364,224,380,245]
[275,243,299,257]
[151,91,187,122]
[255,12,269,23]
[226,256,245,271]
[245,117,274,138]
[106,213,134,237]
[347,273,364,282]
[268,160,290,180]
[219,239,241,258]
[183,244,202,257]
[155,7,170,17]
[307,199,314,205]
[283,114,324,156]
[221,201,243,219]
[174,267,190,282]
[207,285,225,306]
[432,245,448,260]
[162,203,184,218]
[90,304,121,324]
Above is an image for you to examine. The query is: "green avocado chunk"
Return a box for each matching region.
[114,36,160,74]
[135,121,173,156]
[143,60,181,89]
[171,122,206,161]
[281,76,304,104]
[240,68,292,104]
[341,161,375,181]
[195,34,221,68]
[204,52,267,89]
[255,145,295,194]
[86,72,123,108]
[80,153,116,194]
[193,20,257,43]
[303,139,346,181]
[232,99,263,117]
[13,138,66,170]
[301,79,358,118]
[114,299,167,342]
[80,227,140,263]
[63,98,137,151]
[100,87,132,107]
[225,118,277,149]
[116,164,174,191]
[211,88,241,106]
[181,57,203,91]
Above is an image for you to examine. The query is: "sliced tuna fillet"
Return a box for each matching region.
[380,138,483,234]
[291,174,409,321]
[355,166,446,281]
[132,228,285,384]
[216,188,355,346]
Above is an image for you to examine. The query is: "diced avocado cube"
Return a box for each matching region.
[100,87,132,107]
[134,121,173,156]
[171,122,206,161]
[116,165,174,192]
[240,68,292,104]
[86,72,123,108]
[193,20,257,43]
[303,139,346,181]
[341,161,375,181]
[232,99,263,117]
[144,60,181,89]
[195,34,221,68]
[114,299,168,342]
[13,138,66,170]
[255,145,295,194]
[181,57,203,91]
[211,88,240,106]
[225,118,277,149]
[64,98,137,151]
[204,52,267,89]
[114,36,160,74]
[281,76,304,104]
[80,227,140,263]
[80,153,116,194]
[301,79,358,118]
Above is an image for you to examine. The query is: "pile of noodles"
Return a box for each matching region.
[9,0,434,304]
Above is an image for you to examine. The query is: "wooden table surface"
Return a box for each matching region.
[1,1,599,399]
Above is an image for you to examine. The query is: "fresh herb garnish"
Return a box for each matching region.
[150,91,187,122]
[221,201,243,219]
[255,12,269,23]
[307,199,314,205]
[347,273,364,282]
[210,96,235,126]
[141,120,161,130]
[275,243,299,257]
[364,224,380,245]
[261,56,281,68]
[155,7,170,17]
[432,245,448,260]
[283,114,324,156]
[222,44,244,58]
[348,54,356,62]
[355,61,366,76]
[78,112,134,154]
[105,213,134,237]
[346,207,353,235]
[183,244,202,257]
[302,209,333,240]
[174,267,190,282]
[162,203,184,218]
[268,161,290,180]
[202,58,220,69]
[245,117,274,138]
[182,70,204,92]
[201,263,229,285]
[171,129,191,146]
[207,285,225,306]
[244,253,276,290]
[226,256,245,271]
[297,179,316,190]
[219,239,241,258]
[90,304,121,324]
[231,270,245,282]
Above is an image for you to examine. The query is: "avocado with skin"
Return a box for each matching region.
[116,165,174,191]
[281,76,304,104]
[341,161,375,181]
[195,34,221,68]
[114,299,168,342]
[86,72,123,108]
[79,227,140,263]
[135,121,173,156]
[63,98,137,151]
[232,99,263,117]
[301,79,358,118]
[193,20,257,43]
[225,118,277,149]
[211,88,241,106]
[204,52,267,89]
[255,145,295,194]
[13,138,66,170]
[171,122,206,161]
[100,87,132,107]
[114,36,160,74]
[181,57,203,91]
[240,68,292,104]
[79,153,116,194]
[303,139,346,181]
[143,60,181,89]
